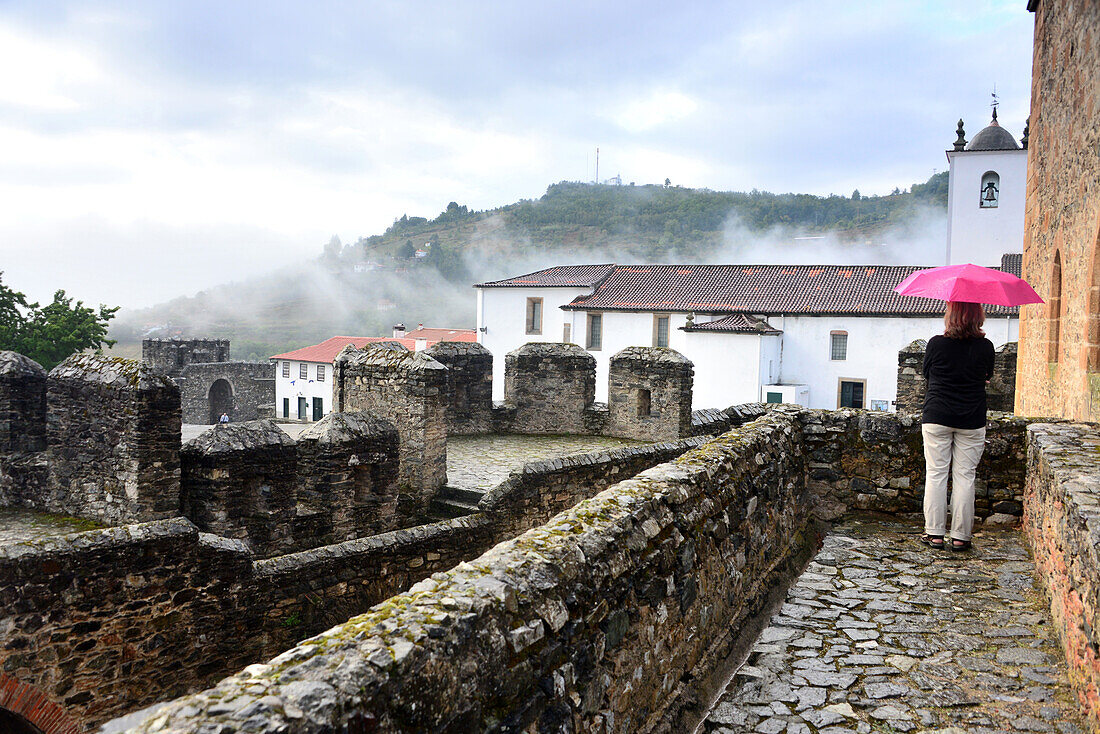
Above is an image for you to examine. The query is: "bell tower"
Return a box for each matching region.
[944,98,1028,266]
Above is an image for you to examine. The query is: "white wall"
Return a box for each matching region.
[273,360,334,421]
[683,331,768,408]
[774,314,1018,411]
[478,286,597,401]
[946,148,1027,267]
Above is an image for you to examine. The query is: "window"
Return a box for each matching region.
[980,171,1000,208]
[830,331,847,361]
[1050,251,1062,363]
[637,389,652,417]
[526,297,543,335]
[766,392,783,404]
[317,364,326,382]
[563,323,571,343]
[653,314,670,348]
[282,362,290,378]
[283,398,289,418]
[586,313,602,350]
[838,379,865,409]
[300,363,309,380]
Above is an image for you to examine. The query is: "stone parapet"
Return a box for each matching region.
[607,346,693,441]
[44,354,181,525]
[180,420,298,555]
[295,411,401,543]
[425,341,493,435]
[1024,422,1100,730]
[802,409,1028,522]
[333,344,447,508]
[0,351,46,454]
[504,342,596,434]
[107,411,814,734]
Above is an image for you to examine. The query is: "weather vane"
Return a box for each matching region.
[991,86,999,112]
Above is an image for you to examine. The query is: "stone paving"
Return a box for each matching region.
[445,433,641,491]
[704,518,1085,734]
[0,507,104,545]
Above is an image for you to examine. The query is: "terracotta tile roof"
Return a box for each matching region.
[683,314,782,334]
[476,264,616,288]
[403,327,477,342]
[559,264,1018,317]
[270,336,418,363]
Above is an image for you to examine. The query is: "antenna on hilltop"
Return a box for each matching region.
[595,147,599,185]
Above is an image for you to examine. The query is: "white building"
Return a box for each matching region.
[475,261,1020,411]
[270,327,476,421]
[945,110,1028,266]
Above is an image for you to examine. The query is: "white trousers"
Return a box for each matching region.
[922,423,986,541]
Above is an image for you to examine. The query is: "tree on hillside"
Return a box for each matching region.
[398,240,416,259]
[0,273,118,370]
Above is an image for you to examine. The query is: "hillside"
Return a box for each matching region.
[110,172,948,361]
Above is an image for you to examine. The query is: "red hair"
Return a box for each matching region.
[943,301,985,339]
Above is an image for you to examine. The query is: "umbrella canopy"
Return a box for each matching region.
[894,263,1044,307]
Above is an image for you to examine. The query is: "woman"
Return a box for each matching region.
[919,301,995,551]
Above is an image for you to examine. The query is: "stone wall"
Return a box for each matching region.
[504,342,596,434]
[108,411,816,734]
[1017,0,1100,421]
[1023,422,1100,730]
[141,338,230,378]
[0,352,46,453]
[896,339,1018,413]
[424,341,493,435]
[177,361,275,424]
[803,409,1028,524]
[180,420,298,556]
[44,354,181,525]
[295,411,401,544]
[334,344,447,509]
[607,346,693,441]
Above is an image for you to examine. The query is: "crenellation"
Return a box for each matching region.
[896,339,1017,414]
[504,342,596,434]
[607,346,693,441]
[141,338,230,379]
[425,340,493,435]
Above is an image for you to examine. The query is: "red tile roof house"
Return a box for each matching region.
[269,326,476,421]
[475,259,1020,411]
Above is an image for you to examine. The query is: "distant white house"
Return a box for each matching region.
[474,111,1026,412]
[269,326,476,421]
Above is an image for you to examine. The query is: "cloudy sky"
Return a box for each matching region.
[0,1,1034,308]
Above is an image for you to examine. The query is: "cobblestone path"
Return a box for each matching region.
[0,507,104,545]
[704,518,1084,734]
[446,434,641,491]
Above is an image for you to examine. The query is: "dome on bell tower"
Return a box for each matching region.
[966,109,1020,151]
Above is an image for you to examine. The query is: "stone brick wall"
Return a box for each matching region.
[177,361,275,424]
[294,411,401,544]
[425,341,493,435]
[479,436,708,538]
[108,411,816,734]
[334,344,447,510]
[896,340,1017,413]
[44,354,181,525]
[0,351,46,453]
[141,338,230,379]
[607,346,693,441]
[180,420,298,556]
[504,342,596,434]
[1017,0,1100,421]
[803,409,1028,524]
[1023,422,1100,730]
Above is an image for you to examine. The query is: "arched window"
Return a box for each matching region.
[1049,250,1062,363]
[1089,226,1100,371]
[980,171,1000,208]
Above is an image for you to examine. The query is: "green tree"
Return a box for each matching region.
[0,273,118,370]
[398,240,416,259]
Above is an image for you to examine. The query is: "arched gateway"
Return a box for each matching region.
[0,674,82,734]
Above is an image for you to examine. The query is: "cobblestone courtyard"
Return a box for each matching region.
[704,518,1084,734]
[0,507,103,545]
[444,433,641,491]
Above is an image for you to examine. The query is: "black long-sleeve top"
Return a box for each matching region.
[921,334,996,429]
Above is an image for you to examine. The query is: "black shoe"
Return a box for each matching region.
[920,533,945,550]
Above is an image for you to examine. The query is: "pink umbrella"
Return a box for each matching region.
[894,263,1044,307]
